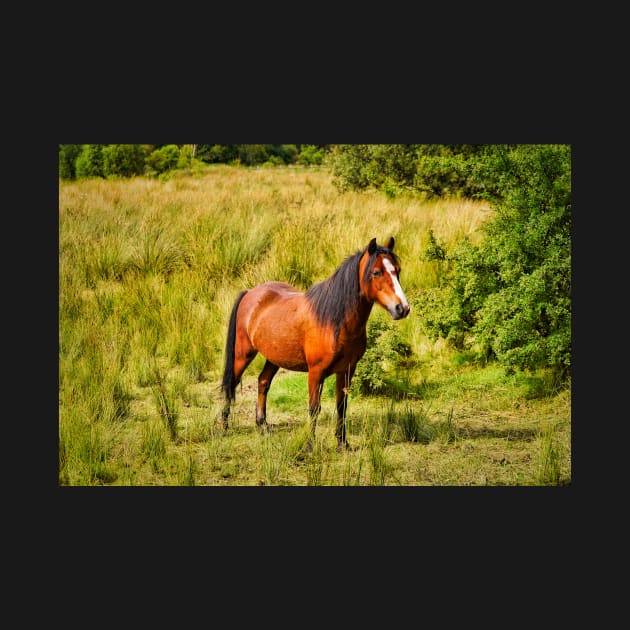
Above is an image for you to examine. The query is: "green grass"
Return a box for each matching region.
[59,165,571,485]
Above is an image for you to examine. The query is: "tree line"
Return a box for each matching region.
[58,144,328,179]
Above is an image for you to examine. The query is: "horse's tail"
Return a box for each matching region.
[221,290,248,402]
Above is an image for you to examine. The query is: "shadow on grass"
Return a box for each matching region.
[220,406,541,448]
[359,377,440,401]
[222,418,304,437]
[456,425,540,441]
[345,403,542,447]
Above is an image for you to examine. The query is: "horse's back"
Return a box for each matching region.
[257,281,302,297]
[244,281,304,311]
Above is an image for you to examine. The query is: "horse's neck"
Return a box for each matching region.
[342,296,373,335]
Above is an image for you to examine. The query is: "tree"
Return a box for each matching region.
[102,144,146,177]
[196,145,240,163]
[418,145,571,379]
[145,144,180,174]
[297,145,326,166]
[328,144,420,192]
[75,144,105,179]
[59,145,82,180]
[328,144,490,197]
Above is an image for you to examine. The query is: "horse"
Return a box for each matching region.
[220,236,410,451]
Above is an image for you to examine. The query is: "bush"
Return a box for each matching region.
[102,144,146,177]
[177,145,195,169]
[59,145,82,180]
[328,144,491,197]
[417,145,571,378]
[237,144,271,165]
[297,145,325,166]
[75,144,105,179]
[329,144,419,192]
[146,145,180,174]
[271,144,298,164]
[353,315,412,395]
[196,145,240,163]
[263,155,285,167]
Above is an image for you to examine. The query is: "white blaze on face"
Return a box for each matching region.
[382,258,409,310]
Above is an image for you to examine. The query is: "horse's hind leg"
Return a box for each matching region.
[222,344,257,430]
[256,360,279,432]
[335,365,355,451]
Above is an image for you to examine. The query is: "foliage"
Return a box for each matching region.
[417,145,571,378]
[195,144,325,166]
[271,144,298,164]
[60,144,331,180]
[59,144,82,179]
[195,144,240,163]
[352,315,412,395]
[297,144,326,166]
[75,144,105,179]
[177,145,196,169]
[102,144,146,177]
[329,144,420,193]
[232,144,301,166]
[145,144,180,174]
[328,144,494,198]
[413,145,490,198]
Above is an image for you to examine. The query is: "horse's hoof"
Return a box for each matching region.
[336,441,351,453]
[304,440,314,453]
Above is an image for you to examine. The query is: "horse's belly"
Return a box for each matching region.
[257,334,309,372]
[249,305,309,371]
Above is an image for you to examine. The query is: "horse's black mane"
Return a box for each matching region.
[305,245,399,339]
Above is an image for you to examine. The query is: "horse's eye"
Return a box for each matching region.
[373,270,382,277]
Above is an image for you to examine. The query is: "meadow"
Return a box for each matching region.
[58,165,571,485]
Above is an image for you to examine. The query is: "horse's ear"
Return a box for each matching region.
[367,238,377,255]
[386,236,395,251]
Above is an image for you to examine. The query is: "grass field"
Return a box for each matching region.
[58,165,571,485]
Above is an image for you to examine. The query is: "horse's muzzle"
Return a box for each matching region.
[392,302,411,320]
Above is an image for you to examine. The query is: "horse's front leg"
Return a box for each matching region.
[306,369,325,450]
[335,365,356,451]
[256,360,279,432]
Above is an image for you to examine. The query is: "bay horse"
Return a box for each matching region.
[221,237,410,451]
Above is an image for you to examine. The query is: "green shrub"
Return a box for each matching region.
[329,144,419,192]
[353,314,412,395]
[271,144,298,164]
[328,144,491,197]
[196,144,239,163]
[146,144,180,174]
[237,144,271,165]
[75,144,105,179]
[263,155,284,167]
[102,144,146,177]
[412,145,490,198]
[177,145,197,169]
[59,144,82,180]
[297,145,325,166]
[416,145,571,378]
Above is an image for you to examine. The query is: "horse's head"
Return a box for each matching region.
[360,237,411,320]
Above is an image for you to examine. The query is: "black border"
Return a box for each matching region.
[47,66,584,583]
